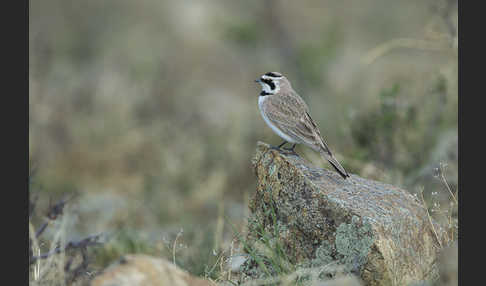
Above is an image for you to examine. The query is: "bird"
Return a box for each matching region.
[255,71,350,179]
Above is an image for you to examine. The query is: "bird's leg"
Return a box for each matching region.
[270,141,288,151]
[283,143,297,153]
[277,141,288,149]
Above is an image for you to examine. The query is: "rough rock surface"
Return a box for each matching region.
[243,142,447,286]
[91,254,214,286]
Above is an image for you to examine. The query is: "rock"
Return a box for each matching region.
[242,142,448,286]
[91,254,214,286]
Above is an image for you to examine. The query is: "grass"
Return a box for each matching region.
[226,199,365,286]
[29,200,101,285]
[427,162,458,246]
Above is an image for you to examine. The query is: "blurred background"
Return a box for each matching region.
[29,0,457,280]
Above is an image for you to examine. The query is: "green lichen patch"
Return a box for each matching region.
[334,216,374,271]
[310,216,374,277]
[311,240,335,267]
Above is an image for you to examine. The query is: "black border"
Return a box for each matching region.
[458,0,479,284]
[4,0,29,283]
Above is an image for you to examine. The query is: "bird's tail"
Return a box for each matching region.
[319,149,350,179]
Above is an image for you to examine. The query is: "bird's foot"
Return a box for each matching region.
[283,144,297,152]
[269,143,298,156]
[269,141,288,151]
[269,145,284,151]
[282,144,298,155]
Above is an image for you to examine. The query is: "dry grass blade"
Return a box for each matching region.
[173,229,184,267]
[419,187,443,249]
[438,163,457,204]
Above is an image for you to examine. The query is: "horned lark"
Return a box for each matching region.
[255,72,350,179]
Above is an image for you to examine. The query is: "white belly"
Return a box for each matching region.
[258,96,298,143]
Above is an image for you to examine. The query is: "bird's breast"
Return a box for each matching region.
[258,96,298,143]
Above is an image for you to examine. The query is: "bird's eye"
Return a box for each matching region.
[262,78,276,90]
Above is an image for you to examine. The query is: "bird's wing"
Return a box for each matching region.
[263,93,349,178]
[263,93,319,146]
[303,110,349,177]
[301,111,333,155]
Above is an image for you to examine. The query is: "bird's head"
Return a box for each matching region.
[255,72,291,96]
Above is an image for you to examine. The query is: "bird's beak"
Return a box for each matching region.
[255,79,261,83]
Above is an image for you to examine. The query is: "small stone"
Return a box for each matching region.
[228,254,248,273]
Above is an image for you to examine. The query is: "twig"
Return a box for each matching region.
[34,195,76,239]
[173,229,183,267]
[205,250,225,280]
[29,192,104,285]
[228,239,234,282]
[46,194,76,220]
[419,189,443,249]
[35,222,49,239]
[30,233,103,265]
[438,164,457,204]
